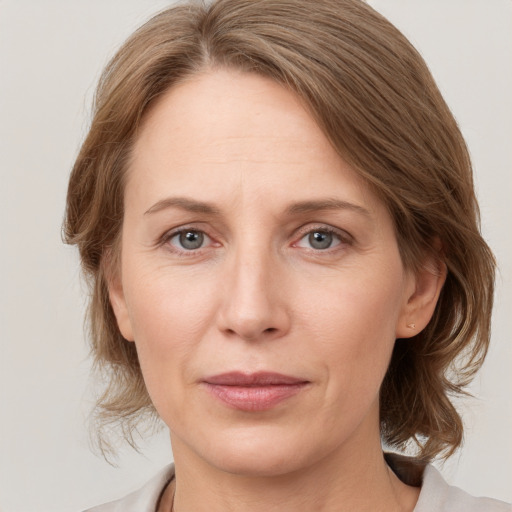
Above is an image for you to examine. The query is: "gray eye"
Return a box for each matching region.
[178,230,205,250]
[308,231,333,249]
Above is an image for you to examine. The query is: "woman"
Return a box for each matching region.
[64,0,509,510]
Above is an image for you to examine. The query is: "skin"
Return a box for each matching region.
[109,69,445,512]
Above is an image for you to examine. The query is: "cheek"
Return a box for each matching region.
[124,258,219,340]
[299,263,405,405]
[121,265,220,410]
[302,262,405,346]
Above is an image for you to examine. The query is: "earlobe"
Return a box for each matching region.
[104,259,135,342]
[396,256,447,339]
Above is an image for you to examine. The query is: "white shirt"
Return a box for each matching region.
[84,462,511,512]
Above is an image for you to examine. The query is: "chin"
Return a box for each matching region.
[194,426,323,478]
[212,450,308,478]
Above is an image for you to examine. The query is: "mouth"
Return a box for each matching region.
[202,371,310,411]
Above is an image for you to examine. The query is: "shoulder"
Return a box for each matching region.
[415,464,511,512]
[385,452,510,511]
[83,464,175,512]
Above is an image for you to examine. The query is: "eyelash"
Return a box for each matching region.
[159,224,352,256]
[293,225,352,253]
[160,226,217,256]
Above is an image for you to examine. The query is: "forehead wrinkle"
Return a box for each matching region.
[206,134,308,165]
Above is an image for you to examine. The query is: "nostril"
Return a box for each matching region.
[264,327,277,334]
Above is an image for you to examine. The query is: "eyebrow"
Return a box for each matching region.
[285,198,371,217]
[144,196,371,217]
[144,197,221,216]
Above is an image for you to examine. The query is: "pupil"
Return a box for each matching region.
[180,231,203,250]
[309,231,332,249]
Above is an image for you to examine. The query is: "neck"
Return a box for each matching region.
[169,433,419,512]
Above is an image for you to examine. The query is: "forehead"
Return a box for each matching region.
[127,68,379,216]
[133,69,332,161]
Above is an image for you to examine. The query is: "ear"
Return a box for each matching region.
[104,255,135,342]
[395,252,447,339]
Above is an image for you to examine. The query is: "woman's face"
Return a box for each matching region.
[110,69,425,476]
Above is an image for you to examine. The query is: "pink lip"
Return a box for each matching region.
[202,372,309,411]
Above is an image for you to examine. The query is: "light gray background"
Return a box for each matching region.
[0,1,510,511]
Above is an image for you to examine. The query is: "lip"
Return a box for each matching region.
[202,372,310,411]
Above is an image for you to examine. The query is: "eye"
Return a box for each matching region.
[295,228,344,250]
[168,229,210,251]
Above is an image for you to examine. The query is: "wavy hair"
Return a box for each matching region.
[64,0,495,460]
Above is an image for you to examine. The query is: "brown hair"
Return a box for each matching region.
[64,0,495,460]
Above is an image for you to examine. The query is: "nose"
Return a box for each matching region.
[217,246,291,342]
